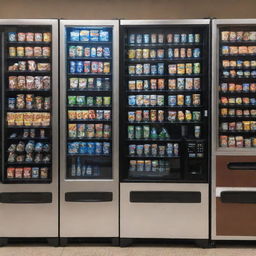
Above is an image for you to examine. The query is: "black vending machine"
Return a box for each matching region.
[119,19,211,246]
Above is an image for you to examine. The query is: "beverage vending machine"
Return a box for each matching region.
[212,19,256,240]
[0,19,58,245]
[119,19,211,246]
[59,20,119,244]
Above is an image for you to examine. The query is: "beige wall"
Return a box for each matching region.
[0,0,256,20]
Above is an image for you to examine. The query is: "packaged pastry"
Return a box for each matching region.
[168,79,176,90]
[236,136,244,148]
[17,47,25,57]
[168,64,176,75]
[7,167,15,178]
[242,97,250,104]
[136,80,143,90]
[251,60,256,67]
[33,47,42,57]
[15,168,23,178]
[228,136,236,147]
[35,76,43,90]
[220,108,228,116]
[17,76,26,89]
[228,122,236,131]
[9,47,16,57]
[9,76,18,89]
[43,32,51,42]
[177,95,184,106]
[26,76,35,90]
[228,109,235,116]
[37,63,51,71]
[192,94,200,106]
[42,76,51,90]
[250,83,256,92]
[27,60,36,71]
[229,60,237,67]
[220,97,228,104]
[236,109,243,116]
[222,60,230,68]
[245,138,252,148]
[229,32,237,41]
[235,97,242,104]
[177,111,185,121]
[238,46,248,55]
[177,64,185,75]
[186,63,193,74]
[236,32,243,41]
[26,33,34,42]
[158,79,165,90]
[243,121,251,131]
[25,47,33,57]
[228,83,235,92]
[18,32,26,42]
[42,47,51,57]
[229,46,238,55]
[221,31,229,41]
[235,84,243,92]
[185,78,193,90]
[168,111,177,121]
[228,97,235,104]
[35,33,43,41]
[248,46,256,54]
[222,46,229,55]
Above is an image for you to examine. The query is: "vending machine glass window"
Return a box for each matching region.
[65,27,113,179]
[120,25,210,182]
[3,26,53,183]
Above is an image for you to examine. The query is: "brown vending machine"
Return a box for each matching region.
[212,19,256,240]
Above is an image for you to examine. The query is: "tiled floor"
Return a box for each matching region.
[0,245,256,256]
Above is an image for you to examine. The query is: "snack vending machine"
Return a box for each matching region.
[119,20,211,246]
[212,19,256,240]
[0,19,58,244]
[59,20,119,243]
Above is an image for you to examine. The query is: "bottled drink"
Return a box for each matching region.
[71,158,76,177]
[76,157,81,176]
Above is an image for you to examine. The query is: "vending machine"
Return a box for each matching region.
[59,20,119,244]
[0,19,58,245]
[212,19,256,240]
[119,19,211,246]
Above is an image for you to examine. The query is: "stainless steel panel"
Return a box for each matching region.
[0,19,58,237]
[59,20,119,238]
[120,183,208,239]
[120,19,210,26]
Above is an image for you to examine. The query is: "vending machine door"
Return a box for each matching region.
[59,20,119,239]
[0,19,58,239]
[212,19,256,240]
[119,19,211,241]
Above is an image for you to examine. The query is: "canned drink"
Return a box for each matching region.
[143,49,150,59]
[151,34,157,43]
[152,160,158,172]
[174,48,179,58]
[194,126,201,138]
[143,95,150,106]
[104,78,111,90]
[145,160,151,171]
[137,160,144,172]
[129,160,136,172]
[143,34,150,44]
[173,143,179,156]
[136,64,143,75]
[186,63,193,74]
[157,49,164,59]
[150,79,157,90]
[76,61,84,73]
[174,34,180,43]
[167,143,173,156]
[150,110,157,122]
[168,95,177,106]
[135,49,142,59]
[135,110,142,122]
[84,47,90,57]
[151,65,157,75]
[144,145,151,156]
[76,46,83,57]
[143,125,150,139]
[91,47,96,57]
[69,46,76,57]
[144,80,150,90]
[185,95,192,106]
[9,47,16,57]
[136,145,144,156]
[194,34,200,43]
[158,110,164,122]
[168,48,173,58]
[157,63,164,75]
[136,34,143,44]
[181,34,187,43]
[167,34,173,43]
[143,63,151,75]
[157,95,165,106]
[135,126,142,139]
[129,34,135,44]
[143,110,150,121]
[128,49,135,59]
[193,48,201,58]
[187,48,192,58]
[69,61,76,73]
[84,61,91,73]
[193,63,201,74]
[150,95,157,106]
[158,34,164,43]
[128,126,135,139]
[129,144,136,155]
[188,34,194,43]
[180,48,186,58]
[150,49,157,58]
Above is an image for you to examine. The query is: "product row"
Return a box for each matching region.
[220,121,256,131]
[128,94,201,107]
[9,128,48,139]
[221,31,256,42]
[8,95,51,111]
[68,142,111,155]
[68,123,111,139]
[67,96,111,107]
[220,83,256,93]
[128,110,201,122]
[8,141,51,153]
[128,63,201,76]
[222,69,256,78]
[8,152,51,164]
[128,143,179,157]
[7,167,49,179]
[127,47,201,59]
[128,78,201,91]
[8,32,52,42]
[69,29,110,42]
[128,33,201,44]
[69,61,111,74]
[220,108,256,117]
[68,45,111,58]
[69,77,111,90]
[68,110,111,121]
[8,76,51,90]
[129,160,171,174]
[8,61,51,72]
[219,135,256,148]
[222,60,256,69]
[220,97,256,105]
[9,46,51,57]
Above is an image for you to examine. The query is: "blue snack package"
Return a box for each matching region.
[79,142,88,154]
[8,32,17,42]
[103,142,110,155]
[99,30,109,42]
[70,30,80,42]
[87,142,95,155]
[68,142,79,154]
[95,142,102,155]
[90,30,99,41]
[80,30,90,41]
